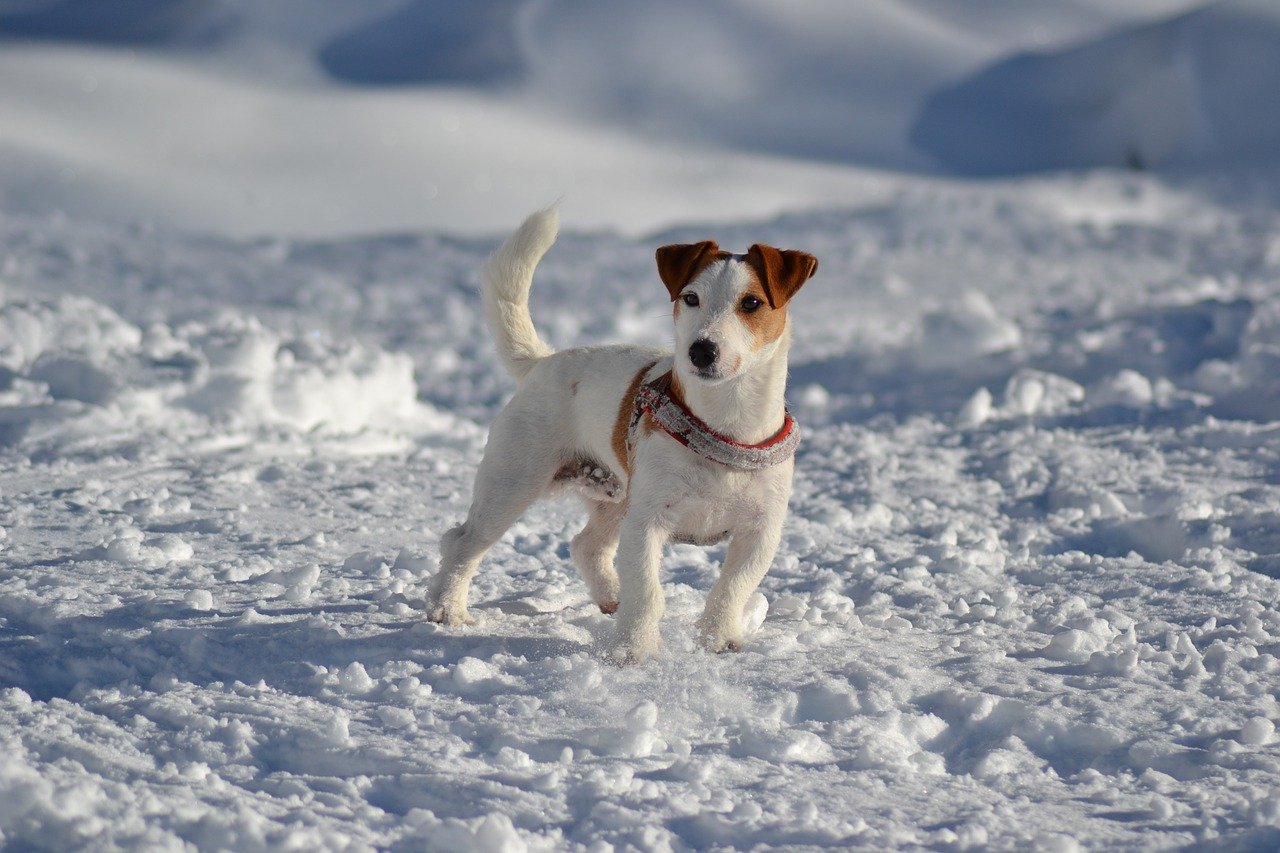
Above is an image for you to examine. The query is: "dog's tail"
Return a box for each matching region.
[481,205,559,381]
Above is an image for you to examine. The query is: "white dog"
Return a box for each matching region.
[427,207,817,663]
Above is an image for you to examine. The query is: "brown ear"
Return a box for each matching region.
[655,240,721,301]
[745,244,818,309]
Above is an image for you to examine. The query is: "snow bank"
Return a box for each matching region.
[179,313,423,432]
[0,39,890,238]
[0,288,449,449]
[913,0,1280,173]
[3,1,1276,238]
[1199,298,1280,420]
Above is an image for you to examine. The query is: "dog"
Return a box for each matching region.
[426,207,817,663]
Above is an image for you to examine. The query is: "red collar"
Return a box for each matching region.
[631,372,801,469]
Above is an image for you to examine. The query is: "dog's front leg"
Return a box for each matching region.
[608,510,670,664]
[696,518,783,653]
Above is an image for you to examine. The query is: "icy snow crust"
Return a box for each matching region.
[2,174,1280,849]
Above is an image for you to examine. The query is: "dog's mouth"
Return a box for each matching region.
[689,364,727,383]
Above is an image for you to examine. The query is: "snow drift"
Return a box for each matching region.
[912,0,1280,173]
[2,1,1278,238]
[0,288,451,451]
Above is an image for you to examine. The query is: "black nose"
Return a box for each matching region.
[688,339,718,370]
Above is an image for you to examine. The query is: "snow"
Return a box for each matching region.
[2,167,1280,848]
[0,39,893,239]
[912,0,1280,173]
[3,1,1279,237]
[2,0,1280,849]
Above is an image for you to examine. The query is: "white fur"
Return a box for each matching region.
[428,209,798,664]
[671,258,791,443]
[481,205,559,379]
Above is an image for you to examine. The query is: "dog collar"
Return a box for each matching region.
[632,373,800,470]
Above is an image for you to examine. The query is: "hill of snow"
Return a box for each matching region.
[913,0,1280,174]
[2,0,1278,237]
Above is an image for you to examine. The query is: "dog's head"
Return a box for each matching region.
[655,241,818,384]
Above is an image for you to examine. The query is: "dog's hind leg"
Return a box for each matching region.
[570,499,625,614]
[427,443,553,626]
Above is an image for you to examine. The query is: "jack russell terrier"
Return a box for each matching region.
[427,207,817,663]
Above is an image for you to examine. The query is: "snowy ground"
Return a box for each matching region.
[4,0,1280,849]
[2,169,1280,849]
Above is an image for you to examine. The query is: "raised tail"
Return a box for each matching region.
[481,206,559,380]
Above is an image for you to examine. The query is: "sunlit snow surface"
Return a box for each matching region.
[3,1,1280,847]
[2,171,1280,849]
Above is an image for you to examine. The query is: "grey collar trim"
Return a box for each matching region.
[631,373,800,470]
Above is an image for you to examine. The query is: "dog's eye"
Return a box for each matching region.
[740,296,764,313]
[682,293,700,308]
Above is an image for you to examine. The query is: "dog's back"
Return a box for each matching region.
[479,205,666,490]
[508,346,667,494]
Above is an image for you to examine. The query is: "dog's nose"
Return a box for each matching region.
[688,339,718,370]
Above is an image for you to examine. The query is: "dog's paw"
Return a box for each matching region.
[604,635,660,666]
[426,603,475,626]
[597,600,619,615]
[700,634,744,654]
[696,619,743,653]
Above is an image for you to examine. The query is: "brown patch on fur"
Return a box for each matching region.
[739,267,791,351]
[570,380,580,396]
[633,370,681,440]
[612,360,658,473]
[744,244,818,309]
[668,369,687,409]
[656,242,731,301]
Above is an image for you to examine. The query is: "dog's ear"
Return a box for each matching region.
[745,244,819,309]
[656,241,721,301]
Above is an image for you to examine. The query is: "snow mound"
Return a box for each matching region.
[0,0,224,45]
[318,1,524,86]
[913,0,1280,173]
[0,288,450,449]
[8,1,1273,239]
[915,292,1022,369]
[1198,298,1280,420]
[179,314,423,432]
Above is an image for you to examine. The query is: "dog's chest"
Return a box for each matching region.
[658,458,790,543]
